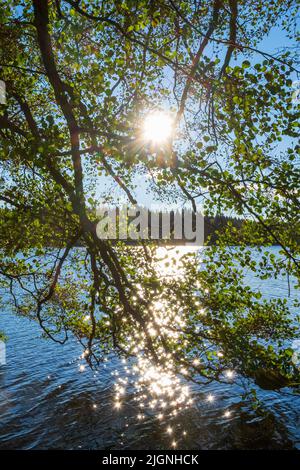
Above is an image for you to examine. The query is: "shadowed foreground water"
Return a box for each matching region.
[0,250,300,449]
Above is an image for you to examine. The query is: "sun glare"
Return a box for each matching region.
[142,111,173,143]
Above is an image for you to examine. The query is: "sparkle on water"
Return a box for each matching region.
[207,393,215,403]
[225,369,235,379]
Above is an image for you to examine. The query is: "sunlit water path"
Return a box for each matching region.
[0,247,299,449]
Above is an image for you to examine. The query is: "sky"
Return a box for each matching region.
[93,23,298,211]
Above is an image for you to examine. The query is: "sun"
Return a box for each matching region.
[142,111,173,144]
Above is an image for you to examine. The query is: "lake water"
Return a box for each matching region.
[0,247,299,449]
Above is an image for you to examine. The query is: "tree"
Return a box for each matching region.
[0,0,299,411]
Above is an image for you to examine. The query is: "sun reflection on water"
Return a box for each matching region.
[73,246,235,446]
[152,246,199,279]
[112,245,202,446]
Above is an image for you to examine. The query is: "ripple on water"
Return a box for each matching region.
[0,247,300,449]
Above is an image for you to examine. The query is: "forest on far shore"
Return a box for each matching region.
[1,207,298,247]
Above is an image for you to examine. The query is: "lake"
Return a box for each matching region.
[0,247,299,449]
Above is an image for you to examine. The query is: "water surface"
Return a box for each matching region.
[0,247,299,449]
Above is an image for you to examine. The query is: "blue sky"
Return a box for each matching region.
[92,23,298,210]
